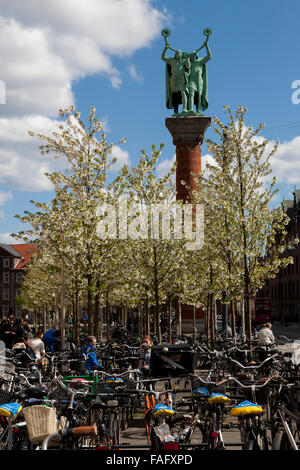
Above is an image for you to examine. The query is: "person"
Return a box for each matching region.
[80,336,103,374]
[162,44,191,115]
[1,314,19,350]
[187,45,210,114]
[17,313,31,337]
[138,335,153,376]
[27,330,46,361]
[12,334,36,364]
[12,335,27,351]
[257,322,276,345]
[42,329,61,352]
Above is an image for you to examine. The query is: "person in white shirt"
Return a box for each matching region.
[27,330,46,361]
[257,322,275,345]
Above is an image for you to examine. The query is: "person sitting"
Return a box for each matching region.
[80,336,103,374]
[42,329,61,352]
[12,334,36,364]
[257,322,276,345]
[137,335,153,376]
[27,330,46,360]
[27,330,48,370]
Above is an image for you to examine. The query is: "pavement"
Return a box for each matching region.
[272,321,300,341]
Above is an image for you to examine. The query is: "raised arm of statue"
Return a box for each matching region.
[161,44,169,62]
[201,43,211,64]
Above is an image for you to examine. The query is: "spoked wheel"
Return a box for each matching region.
[150,427,162,451]
[108,412,120,448]
[145,411,155,445]
[243,439,260,450]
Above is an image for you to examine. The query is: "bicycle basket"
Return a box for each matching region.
[23,405,58,444]
[62,375,98,394]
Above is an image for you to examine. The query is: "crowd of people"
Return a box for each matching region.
[0,314,61,368]
[0,311,278,379]
[0,313,156,376]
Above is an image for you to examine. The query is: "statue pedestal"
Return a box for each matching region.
[166,116,211,334]
[166,116,211,202]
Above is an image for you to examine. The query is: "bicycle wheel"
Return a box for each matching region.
[108,412,120,447]
[272,430,284,450]
[150,427,162,451]
[243,439,260,450]
[272,429,295,450]
[145,411,155,445]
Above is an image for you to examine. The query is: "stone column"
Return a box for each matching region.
[166,115,211,334]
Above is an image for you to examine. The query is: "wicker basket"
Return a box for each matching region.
[23,405,58,444]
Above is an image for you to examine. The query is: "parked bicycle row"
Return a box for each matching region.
[0,327,299,450]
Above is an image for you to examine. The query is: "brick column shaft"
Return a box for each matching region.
[165,116,211,203]
[165,116,211,331]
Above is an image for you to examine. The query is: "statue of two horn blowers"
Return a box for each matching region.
[161,27,212,116]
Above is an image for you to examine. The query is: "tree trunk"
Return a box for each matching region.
[94,291,100,339]
[87,276,93,336]
[168,297,172,343]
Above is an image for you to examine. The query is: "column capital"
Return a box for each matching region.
[165,116,211,145]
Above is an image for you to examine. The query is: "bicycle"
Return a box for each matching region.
[189,373,231,450]
[222,374,282,450]
[269,381,300,450]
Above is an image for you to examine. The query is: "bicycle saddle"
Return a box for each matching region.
[0,403,22,420]
[153,404,175,417]
[230,400,263,417]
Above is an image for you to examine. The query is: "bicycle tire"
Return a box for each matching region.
[272,430,284,450]
[150,427,162,451]
[109,412,120,447]
[243,439,260,450]
[272,429,294,450]
[145,411,155,445]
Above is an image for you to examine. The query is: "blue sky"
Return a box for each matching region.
[1,0,300,242]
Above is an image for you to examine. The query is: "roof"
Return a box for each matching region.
[0,243,22,258]
[10,244,36,270]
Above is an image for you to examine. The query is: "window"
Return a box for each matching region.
[3,272,9,284]
[3,258,10,268]
[15,272,22,283]
[2,289,9,301]
[2,305,9,315]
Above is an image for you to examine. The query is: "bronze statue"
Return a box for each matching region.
[161,28,212,116]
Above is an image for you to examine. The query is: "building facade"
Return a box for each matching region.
[0,243,35,318]
[257,190,300,323]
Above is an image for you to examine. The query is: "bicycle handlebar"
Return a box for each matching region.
[217,373,287,389]
[227,353,279,370]
[42,425,97,450]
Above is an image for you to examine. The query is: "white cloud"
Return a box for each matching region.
[0,190,13,206]
[157,154,176,178]
[0,1,168,116]
[269,136,300,185]
[0,116,63,191]
[0,1,169,193]
[110,145,130,172]
[0,232,22,244]
[129,64,143,83]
